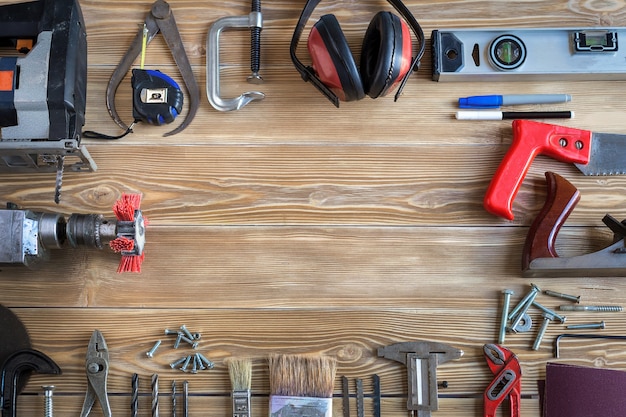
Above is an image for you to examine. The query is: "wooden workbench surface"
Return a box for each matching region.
[3,0,626,415]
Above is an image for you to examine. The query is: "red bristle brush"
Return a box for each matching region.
[109,193,146,273]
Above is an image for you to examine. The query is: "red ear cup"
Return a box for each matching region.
[308,14,365,102]
[360,11,412,98]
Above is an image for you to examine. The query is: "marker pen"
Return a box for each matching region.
[456,110,574,120]
[458,94,572,109]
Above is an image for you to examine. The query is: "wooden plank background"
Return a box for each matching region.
[3,0,626,416]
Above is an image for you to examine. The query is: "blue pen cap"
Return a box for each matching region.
[458,95,503,108]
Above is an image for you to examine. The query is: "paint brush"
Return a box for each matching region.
[226,357,252,417]
[268,354,337,417]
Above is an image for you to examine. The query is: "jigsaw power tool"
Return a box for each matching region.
[0,0,95,203]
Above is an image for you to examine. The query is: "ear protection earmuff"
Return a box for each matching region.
[290,0,425,107]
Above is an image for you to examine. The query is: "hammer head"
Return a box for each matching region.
[377,340,464,364]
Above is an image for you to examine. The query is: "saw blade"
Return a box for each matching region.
[575,132,626,175]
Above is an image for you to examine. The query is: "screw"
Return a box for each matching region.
[544,289,581,303]
[509,284,541,331]
[165,329,180,336]
[170,356,188,369]
[532,312,555,351]
[559,305,623,312]
[180,355,193,372]
[567,321,606,330]
[173,333,183,349]
[508,283,541,320]
[532,301,567,323]
[152,374,159,417]
[248,0,263,83]
[146,340,162,358]
[42,386,54,417]
[196,352,214,369]
[193,332,201,340]
[195,353,206,370]
[179,325,194,341]
[437,381,448,389]
[499,289,514,344]
[179,334,199,349]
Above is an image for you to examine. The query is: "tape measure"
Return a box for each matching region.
[131,69,183,125]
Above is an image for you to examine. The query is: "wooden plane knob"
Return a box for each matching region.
[522,172,580,271]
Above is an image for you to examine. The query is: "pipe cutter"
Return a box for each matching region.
[0,0,95,203]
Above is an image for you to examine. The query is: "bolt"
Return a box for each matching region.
[508,283,541,320]
[499,289,514,344]
[179,334,199,349]
[165,329,180,336]
[559,305,623,312]
[146,340,162,358]
[532,301,567,323]
[173,333,183,349]
[170,356,188,369]
[180,325,194,341]
[191,355,198,374]
[42,386,54,417]
[544,289,581,303]
[196,352,214,369]
[567,321,606,330]
[195,353,206,370]
[509,284,541,331]
[532,312,555,351]
[180,355,193,372]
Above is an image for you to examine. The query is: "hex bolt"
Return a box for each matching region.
[508,283,541,321]
[509,284,541,331]
[146,340,162,358]
[532,301,567,323]
[42,385,54,417]
[544,289,581,303]
[559,305,623,312]
[567,321,606,330]
[499,289,514,344]
[532,312,555,351]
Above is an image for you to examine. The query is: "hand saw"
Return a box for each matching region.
[484,120,626,220]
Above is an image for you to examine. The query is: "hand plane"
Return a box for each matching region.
[0,0,96,203]
[523,171,626,277]
[378,340,464,417]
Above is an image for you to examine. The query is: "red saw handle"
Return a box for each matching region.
[483,120,592,220]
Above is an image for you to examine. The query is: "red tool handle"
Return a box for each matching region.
[483,120,592,220]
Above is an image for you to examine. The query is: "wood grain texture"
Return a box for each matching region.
[3,0,626,416]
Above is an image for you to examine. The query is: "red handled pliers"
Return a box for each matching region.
[483,344,521,417]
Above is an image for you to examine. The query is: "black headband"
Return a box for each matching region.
[290,0,425,107]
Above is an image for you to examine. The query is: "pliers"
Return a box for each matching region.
[483,344,521,417]
[106,0,200,136]
[80,330,111,417]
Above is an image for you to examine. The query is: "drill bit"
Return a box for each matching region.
[54,155,65,204]
[131,373,139,417]
[172,380,177,417]
[152,374,159,417]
